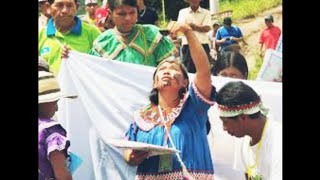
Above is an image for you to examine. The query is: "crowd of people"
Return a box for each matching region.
[38,0,282,179]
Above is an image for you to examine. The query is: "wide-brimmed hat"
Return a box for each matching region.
[39,71,77,104]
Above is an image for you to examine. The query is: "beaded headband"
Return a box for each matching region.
[218,100,269,117]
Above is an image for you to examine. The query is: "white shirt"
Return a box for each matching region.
[233,118,282,180]
[177,6,212,45]
[207,105,246,180]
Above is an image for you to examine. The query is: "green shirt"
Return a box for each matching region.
[39,17,101,75]
[89,24,176,67]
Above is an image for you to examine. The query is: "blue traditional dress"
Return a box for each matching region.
[125,82,216,179]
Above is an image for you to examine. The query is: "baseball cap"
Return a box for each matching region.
[264,15,274,22]
[85,0,98,5]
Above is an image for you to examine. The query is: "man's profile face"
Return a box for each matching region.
[220,116,245,138]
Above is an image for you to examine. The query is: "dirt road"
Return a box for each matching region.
[235,5,282,71]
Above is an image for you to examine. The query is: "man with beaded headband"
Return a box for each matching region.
[216,81,282,180]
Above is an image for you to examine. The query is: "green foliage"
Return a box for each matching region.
[77,0,86,15]
[219,0,282,21]
[147,0,209,28]
[76,0,281,27]
[248,50,263,80]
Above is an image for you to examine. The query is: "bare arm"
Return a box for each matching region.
[230,36,243,42]
[169,22,212,99]
[216,38,227,45]
[49,150,73,180]
[189,23,211,33]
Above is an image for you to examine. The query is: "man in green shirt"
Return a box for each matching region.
[39,0,101,75]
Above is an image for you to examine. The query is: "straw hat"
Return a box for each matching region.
[39,71,77,104]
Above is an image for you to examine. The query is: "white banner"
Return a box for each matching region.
[57,51,282,180]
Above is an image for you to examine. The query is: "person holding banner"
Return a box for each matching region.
[123,21,216,179]
[88,0,177,67]
[38,71,76,180]
[39,0,101,75]
[216,81,282,180]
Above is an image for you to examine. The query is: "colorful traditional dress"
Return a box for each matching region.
[89,24,176,67]
[38,118,70,180]
[125,82,216,180]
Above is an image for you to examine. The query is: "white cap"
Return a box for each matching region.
[85,0,98,5]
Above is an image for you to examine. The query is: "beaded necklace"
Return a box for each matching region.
[247,120,269,180]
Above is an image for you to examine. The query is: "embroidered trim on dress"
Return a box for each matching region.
[136,171,214,180]
[134,92,189,131]
[157,47,177,63]
[107,44,126,60]
[93,40,107,56]
[147,32,162,55]
[191,82,215,105]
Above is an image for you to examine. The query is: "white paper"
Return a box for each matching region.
[106,139,180,157]
[256,49,282,82]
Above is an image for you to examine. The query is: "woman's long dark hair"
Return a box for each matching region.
[149,59,189,105]
[212,51,248,79]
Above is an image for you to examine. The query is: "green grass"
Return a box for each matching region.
[248,50,263,80]
[219,0,282,21]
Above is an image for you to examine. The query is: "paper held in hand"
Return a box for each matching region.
[106,139,180,157]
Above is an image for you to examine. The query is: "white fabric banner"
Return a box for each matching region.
[57,51,282,180]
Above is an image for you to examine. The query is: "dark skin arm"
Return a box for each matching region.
[49,150,73,180]
[188,23,211,33]
[169,21,212,99]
